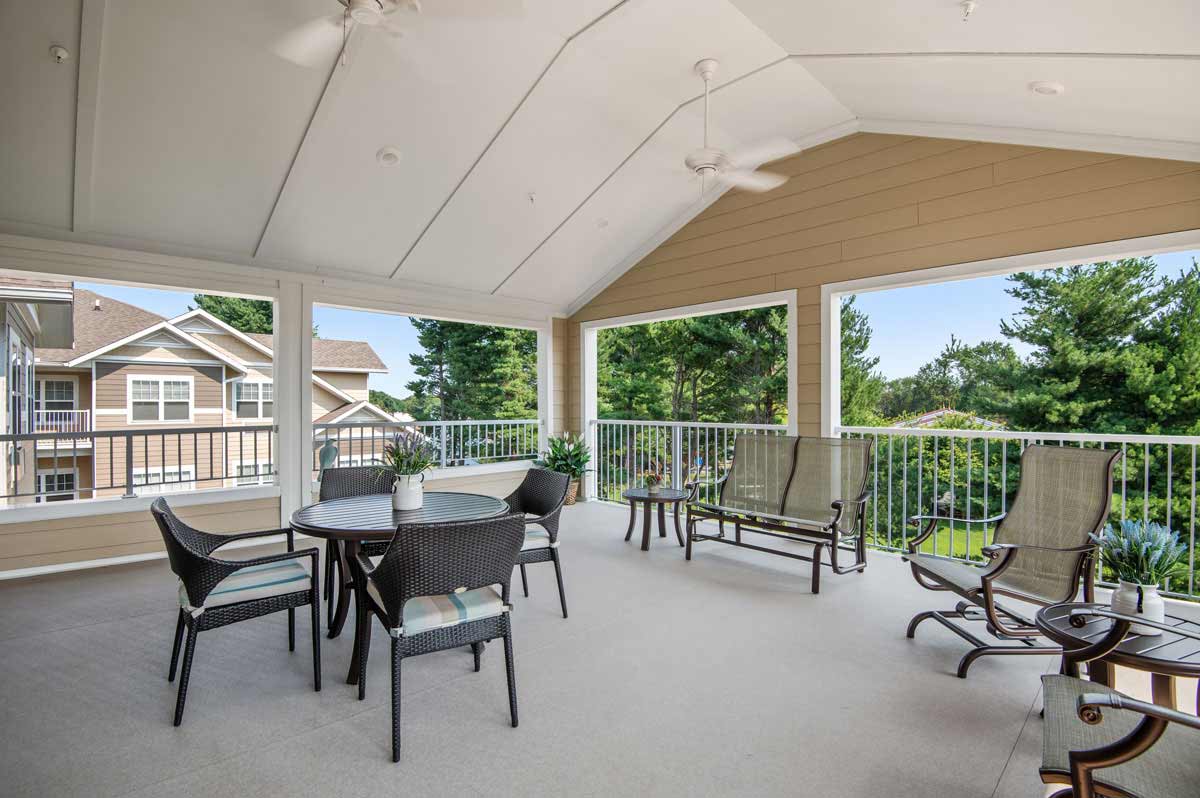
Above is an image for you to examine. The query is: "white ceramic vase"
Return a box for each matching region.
[392,473,425,511]
[1110,580,1165,635]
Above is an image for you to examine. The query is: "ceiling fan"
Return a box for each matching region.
[683,58,793,194]
[273,0,522,69]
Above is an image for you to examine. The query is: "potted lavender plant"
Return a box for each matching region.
[380,431,438,511]
[1092,520,1189,635]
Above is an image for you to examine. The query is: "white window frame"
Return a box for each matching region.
[818,229,1200,436]
[232,378,273,420]
[231,459,275,486]
[132,465,196,495]
[35,375,79,412]
[126,374,194,424]
[36,468,78,503]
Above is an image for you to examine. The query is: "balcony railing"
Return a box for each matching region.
[589,419,787,504]
[0,424,276,503]
[589,419,1199,602]
[312,419,541,474]
[837,425,1199,601]
[33,409,91,435]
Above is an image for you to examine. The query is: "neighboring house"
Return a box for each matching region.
[894,408,1005,430]
[27,289,392,502]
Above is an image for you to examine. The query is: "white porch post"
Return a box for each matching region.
[536,325,553,455]
[581,326,598,500]
[819,285,840,438]
[273,280,312,525]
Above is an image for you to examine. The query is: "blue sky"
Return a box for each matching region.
[76,247,1200,395]
[851,249,1200,379]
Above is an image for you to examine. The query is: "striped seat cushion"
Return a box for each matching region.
[179,558,311,616]
[521,529,552,550]
[364,558,507,636]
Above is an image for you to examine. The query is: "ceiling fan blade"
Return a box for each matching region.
[718,169,789,193]
[403,0,525,18]
[273,14,345,68]
[726,137,799,170]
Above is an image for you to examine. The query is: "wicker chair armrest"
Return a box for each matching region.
[213,546,317,570]
[208,527,295,551]
[502,490,521,514]
[1078,692,1200,731]
[1068,607,1200,642]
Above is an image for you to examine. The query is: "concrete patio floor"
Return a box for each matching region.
[1,500,1191,798]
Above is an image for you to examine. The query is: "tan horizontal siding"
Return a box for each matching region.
[566,133,1200,435]
[0,497,281,572]
[94,362,223,411]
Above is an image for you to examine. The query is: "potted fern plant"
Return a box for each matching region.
[536,433,591,505]
[380,431,438,511]
[1091,520,1189,635]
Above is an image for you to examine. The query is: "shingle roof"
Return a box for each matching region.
[36,289,387,372]
[246,333,386,371]
[36,289,166,364]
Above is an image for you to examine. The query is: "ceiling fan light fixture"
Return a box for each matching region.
[347,0,385,25]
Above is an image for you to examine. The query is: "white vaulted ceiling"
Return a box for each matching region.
[1,0,1198,314]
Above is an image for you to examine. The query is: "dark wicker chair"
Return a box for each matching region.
[318,466,396,626]
[353,514,527,761]
[506,468,571,618]
[150,497,320,726]
[1040,607,1200,798]
[904,444,1120,677]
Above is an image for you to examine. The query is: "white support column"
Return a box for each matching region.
[819,285,840,438]
[536,325,553,455]
[581,326,598,500]
[273,280,312,525]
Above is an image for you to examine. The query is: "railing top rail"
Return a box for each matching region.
[0,423,277,443]
[835,425,1200,446]
[592,419,786,431]
[314,419,538,429]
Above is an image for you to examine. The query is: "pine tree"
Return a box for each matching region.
[192,295,273,334]
[840,296,886,426]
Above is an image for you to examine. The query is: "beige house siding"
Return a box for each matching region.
[191,331,269,363]
[551,317,567,436]
[0,496,282,571]
[317,371,370,402]
[94,362,224,412]
[567,133,1200,437]
[312,382,347,419]
[105,342,220,363]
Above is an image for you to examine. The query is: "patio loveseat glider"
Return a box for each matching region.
[684,434,873,594]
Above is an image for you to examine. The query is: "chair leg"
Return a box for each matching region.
[326,541,341,628]
[551,550,568,619]
[391,639,402,763]
[323,540,333,602]
[810,543,822,594]
[173,623,198,727]
[502,630,518,729]
[357,604,372,701]
[288,608,296,652]
[519,563,529,597]
[311,585,322,693]
[168,608,185,682]
[472,641,482,672]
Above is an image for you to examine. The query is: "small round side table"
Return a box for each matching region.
[621,487,690,551]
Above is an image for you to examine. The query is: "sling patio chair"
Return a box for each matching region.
[904,444,1120,678]
[506,467,571,618]
[353,514,527,762]
[150,497,321,726]
[318,465,396,627]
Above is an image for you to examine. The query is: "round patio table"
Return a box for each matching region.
[291,491,509,684]
[621,487,690,551]
[1036,601,1200,712]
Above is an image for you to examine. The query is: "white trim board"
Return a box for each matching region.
[818,228,1200,437]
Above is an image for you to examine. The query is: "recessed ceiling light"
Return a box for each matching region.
[1029,81,1065,96]
[597,218,609,229]
[376,146,402,166]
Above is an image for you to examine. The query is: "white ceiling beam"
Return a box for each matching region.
[71,0,106,233]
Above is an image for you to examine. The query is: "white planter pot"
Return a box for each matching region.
[1110,580,1165,635]
[647,483,660,495]
[392,474,425,511]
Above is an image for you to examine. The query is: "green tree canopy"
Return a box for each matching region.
[192,295,273,334]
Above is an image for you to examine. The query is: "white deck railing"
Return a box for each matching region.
[589,419,1199,601]
[33,409,91,435]
[312,419,541,472]
[837,425,1199,600]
